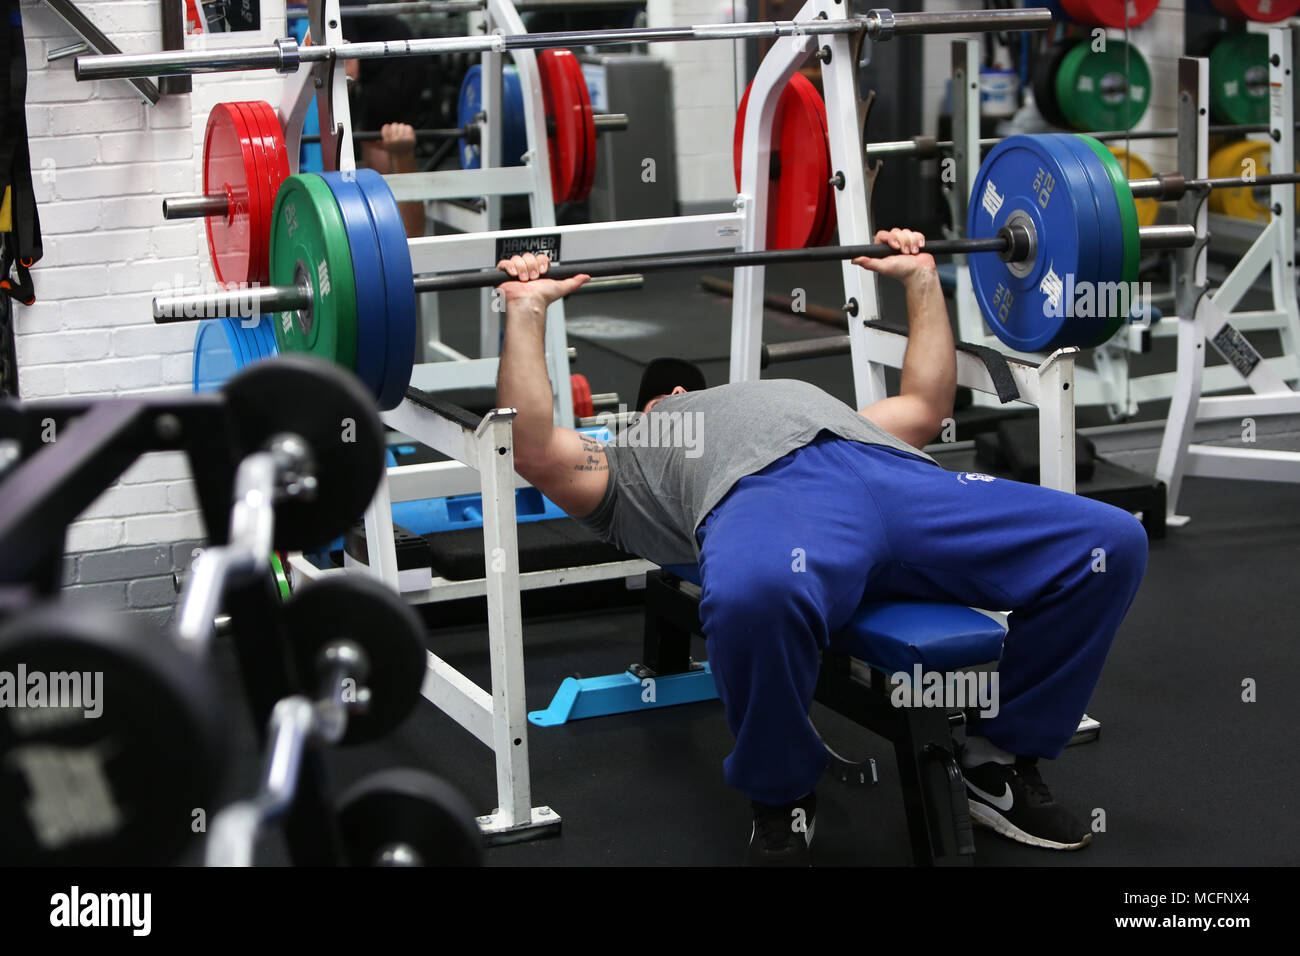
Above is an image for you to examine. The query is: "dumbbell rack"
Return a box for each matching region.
[1156,39,1300,523]
[945,30,1300,421]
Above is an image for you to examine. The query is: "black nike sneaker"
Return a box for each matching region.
[962,757,1091,850]
[746,792,817,866]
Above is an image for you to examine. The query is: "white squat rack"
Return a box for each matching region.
[1157,38,1300,524]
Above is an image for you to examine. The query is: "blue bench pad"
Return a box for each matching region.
[662,565,1005,672]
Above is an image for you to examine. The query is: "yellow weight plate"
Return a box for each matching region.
[1108,147,1159,227]
[1208,140,1298,222]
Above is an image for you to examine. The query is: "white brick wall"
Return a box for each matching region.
[15,0,286,565]
[646,0,749,206]
[1130,1,1188,175]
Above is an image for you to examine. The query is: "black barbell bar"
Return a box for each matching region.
[299,112,628,145]
[76,8,1055,82]
[867,122,1300,159]
[161,114,628,222]
[285,0,652,16]
[1127,171,1300,201]
[152,224,1195,322]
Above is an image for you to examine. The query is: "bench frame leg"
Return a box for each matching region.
[815,653,975,866]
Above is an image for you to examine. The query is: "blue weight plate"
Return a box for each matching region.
[320,171,388,403]
[500,68,527,166]
[193,320,237,393]
[257,313,280,357]
[1038,134,1108,347]
[458,65,484,170]
[240,316,265,362]
[1057,133,1125,311]
[966,134,1102,352]
[458,64,527,170]
[355,168,416,410]
[245,315,267,361]
[223,316,254,371]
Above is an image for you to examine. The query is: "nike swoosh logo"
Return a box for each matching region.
[966,780,1014,811]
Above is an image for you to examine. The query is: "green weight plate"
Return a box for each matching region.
[1055,39,1151,132]
[269,174,358,374]
[1078,134,1140,286]
[270,551,291,601]
[1210,33,1269,126]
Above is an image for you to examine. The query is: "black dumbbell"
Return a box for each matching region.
[0,356,388,864]
[206,575,438,866]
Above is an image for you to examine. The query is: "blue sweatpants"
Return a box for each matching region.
[694,435,1148,806]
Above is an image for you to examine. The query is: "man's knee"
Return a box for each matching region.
[1087,507,1148,592]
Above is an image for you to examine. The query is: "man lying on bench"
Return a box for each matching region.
[494,230,1147,866]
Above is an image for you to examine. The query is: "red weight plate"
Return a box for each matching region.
[244,102,292,285]
[248,101,291,203]
[1212,0,1299,19]
[1060,0,1160,28]
[559,51,597,203]
[231,102,271,288]
[537,50,586,203]
[203,103,257,287]
[804,82,837,247]
[733,73,830,250]
[795,81,831,249]
[571,373,594,420]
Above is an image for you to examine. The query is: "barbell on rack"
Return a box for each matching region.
[297,112,629,145]
[74,8,1056,81]
[866,122,1300,159]
[151,135,1205,412]
[168,54,620,286]
[285,0,653,15]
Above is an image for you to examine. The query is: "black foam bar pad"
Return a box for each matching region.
[993,417,1096,484]
[345,523,433,571]
[403,387,484,431]
[865,321,1020,404]
[422,518,634,581]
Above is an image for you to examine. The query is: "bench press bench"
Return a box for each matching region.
[530,563,1011,866]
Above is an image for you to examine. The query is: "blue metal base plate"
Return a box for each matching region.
[528,664,718,727]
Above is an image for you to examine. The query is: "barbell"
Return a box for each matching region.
[865,122,1300,159]
[74,8,1056,81]
[167,55,619,288]
[152,134,1207,411]
[298,113,629,146]
[285,0,652,15]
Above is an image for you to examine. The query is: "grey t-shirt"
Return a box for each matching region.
[573,378,937,565]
